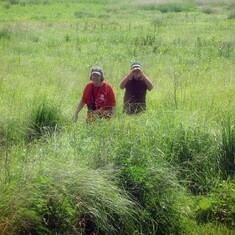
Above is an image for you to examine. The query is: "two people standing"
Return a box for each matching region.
[73,62,153,123]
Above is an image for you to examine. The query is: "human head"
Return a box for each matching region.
[130,61,142,79]
[89,67,104,81]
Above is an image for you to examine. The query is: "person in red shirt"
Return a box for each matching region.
[73,67,116,123]
[119,61,153,114]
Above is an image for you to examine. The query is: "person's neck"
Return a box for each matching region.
[94,81,103,87]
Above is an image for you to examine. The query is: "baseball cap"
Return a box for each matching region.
[90,67,102,76]
[131,61,142,69]
[89,66,104,81]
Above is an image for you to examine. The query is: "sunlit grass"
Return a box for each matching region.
[0,0,234,234]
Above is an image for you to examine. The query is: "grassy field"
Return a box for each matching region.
[0,0,235,234]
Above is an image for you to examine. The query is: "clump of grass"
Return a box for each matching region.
[72,111,234,232]
[0,28,11,40]
[129,33,169,56]
[196,180,235,228]
[2,2,11,9]
[189,223,235,235]
[74,10,95,19]
[157,2,195,13]
[0,153,139,234]
[219,116,235,179]
[2,0,49,6]
[2,0,20,5]
[81,116,193,234]
[162,122,220,194]
[228,12,235,19]
[132,1,195,13]
[194,37,233,60]
[0,117,26,148]
[27,98,63,141]
[199,6,218,14]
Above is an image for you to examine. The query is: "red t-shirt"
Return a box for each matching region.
[82,82,116,110]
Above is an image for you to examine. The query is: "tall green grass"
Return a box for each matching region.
[0,0,234,234]
[0,154,139,234]
[1,111,234,234]
[219,116,235,179]
[27,98,64,141]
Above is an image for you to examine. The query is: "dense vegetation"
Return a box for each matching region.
[0,0,234,234]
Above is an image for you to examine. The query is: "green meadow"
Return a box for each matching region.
[0,0,235,234]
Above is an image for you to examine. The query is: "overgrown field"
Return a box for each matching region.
[0,0,235,234]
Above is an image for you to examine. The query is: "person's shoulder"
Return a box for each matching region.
[84,82,93,91]
[103,81,112,87]
[85,82,93,88]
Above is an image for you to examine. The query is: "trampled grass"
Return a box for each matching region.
[0,0,234,234]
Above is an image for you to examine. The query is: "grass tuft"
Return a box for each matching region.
[27,98,63,141]
[196,180,235,228]
[219,116,235,179]
[0,28,11,40]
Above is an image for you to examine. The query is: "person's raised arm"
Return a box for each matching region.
[73,99,85,122]
[119,74,131,89]
[142,75,154,91]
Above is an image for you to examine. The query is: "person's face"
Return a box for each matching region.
[91,73,102,86]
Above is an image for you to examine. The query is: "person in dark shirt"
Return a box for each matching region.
[119,61,153,114]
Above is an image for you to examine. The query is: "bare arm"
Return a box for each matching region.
[111,106,116,116]
[142,75,154,91]
[73,99,86,122]
[119,74,131,89]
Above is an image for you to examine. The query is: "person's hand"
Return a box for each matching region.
[128,68,139,79]
[131,67,143,79]
[73,113,78,123]
[106,113,112,119]
[131,67,141,75]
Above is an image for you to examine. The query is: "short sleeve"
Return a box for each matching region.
[82,83,92,105]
